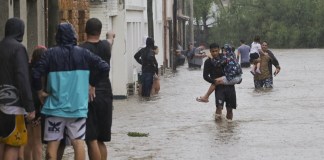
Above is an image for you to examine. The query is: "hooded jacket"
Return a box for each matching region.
[0,17,35,114]
[32,23,109,118]
[134,37,156,73]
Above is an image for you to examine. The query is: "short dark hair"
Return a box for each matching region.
[85,18,102,36]
[209,43,219,49]
[240,39,245,43]
[254,35,260,43]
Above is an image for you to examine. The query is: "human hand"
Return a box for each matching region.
[89,85,96,102]
[106,31,115,45]
[26,111,35,121]
[274,67,280,76]
[37,90,48,104]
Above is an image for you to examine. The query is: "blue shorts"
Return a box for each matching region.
[254,77,273,89]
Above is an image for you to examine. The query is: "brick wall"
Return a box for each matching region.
[58,0,89,42]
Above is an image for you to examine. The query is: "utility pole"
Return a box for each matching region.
[189,0,194,44]
[163,0,168,68]
[147,0,154,39]
[172,0,178,71]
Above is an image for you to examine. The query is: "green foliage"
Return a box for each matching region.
[204,0,324,48]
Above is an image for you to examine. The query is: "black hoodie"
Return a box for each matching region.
[0,18,34,113]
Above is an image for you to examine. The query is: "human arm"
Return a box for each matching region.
[203,58,216,84]
[267,50,281,76]
[134,48,143,64]
[106,31,115,47]
[14,47,35,119]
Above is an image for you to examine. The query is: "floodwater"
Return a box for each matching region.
[63,49,324,160]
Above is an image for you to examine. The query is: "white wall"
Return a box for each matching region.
[89,0,165,97]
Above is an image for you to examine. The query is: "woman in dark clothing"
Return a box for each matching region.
[134,37,156,97]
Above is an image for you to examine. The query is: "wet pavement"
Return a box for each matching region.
[63,49,324,160]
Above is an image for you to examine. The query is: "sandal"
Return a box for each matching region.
[196,97,209,103]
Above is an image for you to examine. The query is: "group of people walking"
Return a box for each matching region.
[0,17,114,160]
[196,35,281,121]
[0,16,281,160]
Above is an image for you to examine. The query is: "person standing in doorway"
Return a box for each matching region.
[237,39,251,68]
[253,41,281,89]
[80,18,115,160]
[0,17,35,160]
[134,37,156,98]
[32,22,109,160]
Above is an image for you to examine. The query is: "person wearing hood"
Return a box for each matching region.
[32,22,109,160]
[0,17,35,160]
[134,37,156,98]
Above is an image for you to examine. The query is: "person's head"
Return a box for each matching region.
[5,17,25,42]
[55,22,77,45]
[253,35,260,43]
[261,41,268,51]
[153,46,159,55]
[85,18,102,36]
[145,37,155,48]
[31,45,47,65]
[209,43,220,58]
[223,44,233,54]
[240,39,245,44]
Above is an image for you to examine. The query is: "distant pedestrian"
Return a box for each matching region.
[80,18,115,160]
[186,43,207,69]
[201,43,238,121]
[0,17,35,160]
[32,22,109,160]
[175,41,186,66]
[249,35,264,74]
[134,37,156,98]
[253,41,281,89]
[237,39,251,68]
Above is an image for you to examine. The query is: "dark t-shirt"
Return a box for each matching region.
[80,40,112,92]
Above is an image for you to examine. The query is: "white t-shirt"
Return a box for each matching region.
[250,42,261,54]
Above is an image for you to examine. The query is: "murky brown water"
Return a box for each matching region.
[62,49,324,160]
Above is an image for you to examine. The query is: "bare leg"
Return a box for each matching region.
[226,107,233,120]
[250,64,256,74]
[86,140,101,160]
[98,141,107,160]
[32,125,43,160]
[3,145,20,160]
[71,139,85,160]
[19,145,24,160]
[197,84,215,103]
[0,143,4,159]
[57,141,66,160]
[46,141,60,160]
[215,106,223,120]
[255,62,261,74]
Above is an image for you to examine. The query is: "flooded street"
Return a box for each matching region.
[62,49,324,160]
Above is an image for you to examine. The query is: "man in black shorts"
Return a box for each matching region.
[203,43,237,120]
[80,18,115,160]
